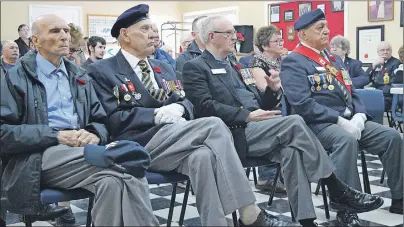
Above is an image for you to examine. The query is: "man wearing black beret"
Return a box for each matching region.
[281,8,403,226]
[88,4,300,226]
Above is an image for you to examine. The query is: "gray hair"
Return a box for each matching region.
[377,41,392,50]
[1,40,15,46]
[198,15,228,44]
[254,25,280,52]
[330,35,351,54]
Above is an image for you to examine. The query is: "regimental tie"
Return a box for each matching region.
[321,52,349,100]
[138,60,167,101]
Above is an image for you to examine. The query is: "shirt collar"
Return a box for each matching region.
[121,48,148,69]
[206,49,229,64]
[300,42,322,54]
[36,53,68,78]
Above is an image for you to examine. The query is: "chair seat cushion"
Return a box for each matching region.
[146,171,189,184]
[40,188,93,204]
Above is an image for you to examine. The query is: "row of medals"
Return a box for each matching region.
[311,73,335,92]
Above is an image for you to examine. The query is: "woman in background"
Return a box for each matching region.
[248,25,286,193]
[67,23,86,65]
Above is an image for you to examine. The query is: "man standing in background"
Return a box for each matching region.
[81,36,106,70]
[14,24,34,57]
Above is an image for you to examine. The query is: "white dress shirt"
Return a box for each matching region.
[121,49,159,89]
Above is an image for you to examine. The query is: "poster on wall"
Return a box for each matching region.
[298,3,312,17]
[356,25,385,67]
[104,45,121,59]
[88,14,118,43]
[284,10,294,22]
[331,1,344,12]
[270,5,280,23]
[368,0,394,22]
[317,4,326,14]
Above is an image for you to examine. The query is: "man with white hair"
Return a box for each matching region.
[1,40,19,73]
[180,32,194,52]
[368,41,401,112]
[281,9,403,224]
[182,14,384,227]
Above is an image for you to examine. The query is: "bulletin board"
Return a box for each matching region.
[267,1,344,50]
[88,14,118,43]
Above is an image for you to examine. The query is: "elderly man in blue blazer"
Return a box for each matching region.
[330,35,369,89]
[281,9,403,226]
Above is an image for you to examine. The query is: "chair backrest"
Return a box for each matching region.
[356,89,384,125]
[391,84,403,121]
[239,54,254,68]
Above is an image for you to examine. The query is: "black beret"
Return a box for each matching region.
[294,8,326,31]
[111,4,150,38]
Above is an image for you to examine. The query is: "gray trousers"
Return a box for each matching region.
[145,117,256,226]
[245,115,336,221]
[317,121,403,199]
[41,145,160,226]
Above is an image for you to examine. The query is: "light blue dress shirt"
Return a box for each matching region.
[36,53,79,130]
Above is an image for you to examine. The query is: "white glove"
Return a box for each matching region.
[337,116,361,140]
[350,113,367,132]
[154,104,186,125]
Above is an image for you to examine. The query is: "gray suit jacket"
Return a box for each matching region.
[281,50,368,135]
[87,50,194,146]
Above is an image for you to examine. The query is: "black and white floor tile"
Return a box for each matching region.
[5,152,403,226]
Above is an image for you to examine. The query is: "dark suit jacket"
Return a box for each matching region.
[80,58,94,71]
[368,56,401,95]
[175,41,202,74]
[344,57,369,89]
[182,50,280,162]
[87,50,194,146]
[281,50,368,135]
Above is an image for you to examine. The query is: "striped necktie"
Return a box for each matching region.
[138,60,167,101]
[321,52,349,100]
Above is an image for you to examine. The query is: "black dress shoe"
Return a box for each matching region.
[330,186,384,213]
[239,209,301,227]
[336,211,362,227]
[29,204,70,221]
[389,199,403,214]
[55,207,76,225]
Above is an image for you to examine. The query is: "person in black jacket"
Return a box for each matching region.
[14,24,34,57]
[183,15,384,227]
[330,35,369,89]
[0,14,159,226]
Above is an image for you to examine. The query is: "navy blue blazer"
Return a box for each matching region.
[87,50,194,146]
[281,50,367,135]
[344,57,369,89]
[368,56,401,94]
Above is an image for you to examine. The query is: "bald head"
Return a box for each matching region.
[31,14,71,65]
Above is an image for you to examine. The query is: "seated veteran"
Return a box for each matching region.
[182,15,384,227]
[87,4,300,227]
[1,40,19,74]
[150,23,176,67]
[0,14,163,226]
[330,35,369,89]
[280,9,403,223]
[367,41,401,110]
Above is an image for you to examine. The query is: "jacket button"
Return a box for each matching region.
[240,106,244,109]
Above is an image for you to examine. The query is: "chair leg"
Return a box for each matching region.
[86,197,94,227]
[314,180,321,196]
[321,182,330,219]
[232,211,238,227]
[386,111,394,127]
[23,215,33,227]
[380,169,386,184]
[167,183,178,227]
[268,165,281,206]
[252,168,258,185]
[360,151,371,194]
[245,168,251,180]
[178,180,191,226]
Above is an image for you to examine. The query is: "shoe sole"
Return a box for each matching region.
[330,198,384,213]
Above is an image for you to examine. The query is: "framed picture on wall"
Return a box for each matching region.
[270,5,280,23]
[284,10,294,22]
[331,1,344,12]
[298,3,312,17]
[317,4,326,14]
[401,1,404,27]
[356,25,385,67]
[287,26,295,41]
[368,0,394,22]
[88,14,119,43]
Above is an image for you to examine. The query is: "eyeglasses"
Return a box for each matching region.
[213,30,237,37]
[269,39,284,45]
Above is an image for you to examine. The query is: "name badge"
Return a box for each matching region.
[211,68,226,74]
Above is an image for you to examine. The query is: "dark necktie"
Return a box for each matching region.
[138,60,167,101]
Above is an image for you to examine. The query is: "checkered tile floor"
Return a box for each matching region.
[5,151,403,226]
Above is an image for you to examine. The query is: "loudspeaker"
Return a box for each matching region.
[234,25,254,53]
